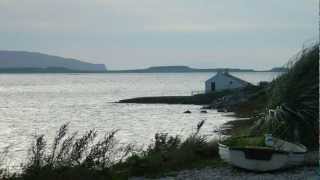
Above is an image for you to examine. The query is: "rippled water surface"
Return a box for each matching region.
[0,72,280,166]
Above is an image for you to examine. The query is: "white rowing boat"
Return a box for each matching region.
[219,137,307,172]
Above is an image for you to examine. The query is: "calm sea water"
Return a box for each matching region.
[0,72,280,167]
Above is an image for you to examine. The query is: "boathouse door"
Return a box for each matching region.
[211,82,215,91]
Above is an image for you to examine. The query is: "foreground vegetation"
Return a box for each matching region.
[1,43,318,179]
[251,43,319,150]
[0,121,223,180]
[217,43,319,150]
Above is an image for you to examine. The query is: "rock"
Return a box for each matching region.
[201,106,212,110]
[200,110,207,113]
[184,110,192,114]
[217,108,228,113]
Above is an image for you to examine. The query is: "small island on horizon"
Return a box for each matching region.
[0,50,287,73]
[107,65,287,73]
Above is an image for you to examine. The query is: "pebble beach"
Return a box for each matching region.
[131,166,318,180]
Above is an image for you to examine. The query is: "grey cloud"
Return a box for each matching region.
[0,0,317,70]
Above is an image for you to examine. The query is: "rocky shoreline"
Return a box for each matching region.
[118,90,233,105]
[119,85,267,118]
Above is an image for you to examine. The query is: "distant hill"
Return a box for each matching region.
[269,67,288,72]
[108,66,255,73]
[147,66,193,72]
[0,51,107,72]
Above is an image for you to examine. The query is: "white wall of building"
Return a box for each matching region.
[205,73,248,93]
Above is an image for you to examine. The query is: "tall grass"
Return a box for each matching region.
[8,124,133,180]
[123,120,221,177]
[0,121,221,179]
[0,146,11,179]
[252,43,319,149]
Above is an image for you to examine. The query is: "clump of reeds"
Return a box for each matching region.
[1,121,222,179]
[15,124,133,180]
[124,120,221,177]
[252,43,319,149]
[0,146,11,179]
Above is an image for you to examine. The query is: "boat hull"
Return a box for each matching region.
[218,142,306,172]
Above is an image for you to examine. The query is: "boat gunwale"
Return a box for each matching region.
[218,138,307,155]
[228,147,306,155]
[219,135,307,151]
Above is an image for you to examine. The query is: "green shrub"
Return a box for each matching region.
[221,136,265,148]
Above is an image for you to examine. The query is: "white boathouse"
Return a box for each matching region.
[205,70,252,93]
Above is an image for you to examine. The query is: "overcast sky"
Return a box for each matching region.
[0,0,317,70]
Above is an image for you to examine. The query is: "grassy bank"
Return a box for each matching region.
[215,43,319,151]
[250,43,319,150]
